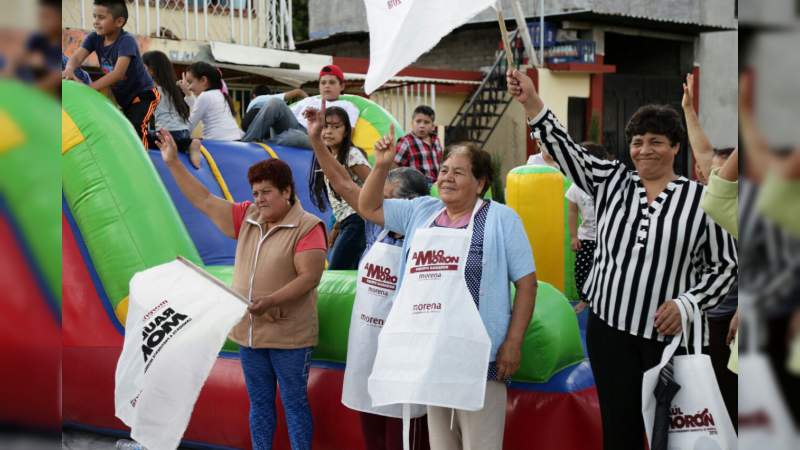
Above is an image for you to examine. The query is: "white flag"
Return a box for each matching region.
[115,258,247,450]
[363,0,499,94]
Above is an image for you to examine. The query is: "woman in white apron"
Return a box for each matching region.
[305,106,431,450]
[358,132,539,450]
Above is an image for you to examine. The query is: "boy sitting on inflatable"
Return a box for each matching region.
[242,64,359,149]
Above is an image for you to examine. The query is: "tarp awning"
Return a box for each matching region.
[211,41,480,88]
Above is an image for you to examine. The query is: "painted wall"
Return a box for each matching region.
[367,88,530,187]
[62,0,263,46]
[484,100,532,187]
[537,69,591,128]
[697,31,738,149]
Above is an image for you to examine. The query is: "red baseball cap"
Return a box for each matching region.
[319,64,345,83]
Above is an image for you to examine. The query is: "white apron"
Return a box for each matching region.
[342,230,424,418]
[368,201,491,448]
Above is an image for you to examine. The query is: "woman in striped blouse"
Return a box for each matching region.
[507,69,737,449]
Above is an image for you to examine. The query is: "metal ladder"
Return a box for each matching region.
[445,28,521,150]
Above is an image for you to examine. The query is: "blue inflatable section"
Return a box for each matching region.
[201,140,332,225]
[149,150,237,266]
[149,141,332,266]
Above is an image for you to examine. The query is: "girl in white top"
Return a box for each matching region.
[178,62,244,168]
[567,142,613,314]
[308,106,371,269]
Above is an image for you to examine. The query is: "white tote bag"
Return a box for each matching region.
[642,300,737,450]
[115,257,248,450]
[738,301,798,450]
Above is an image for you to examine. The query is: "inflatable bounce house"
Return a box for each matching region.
[57,80,601,449]
[0,80,61,434]
[506,165,580,301]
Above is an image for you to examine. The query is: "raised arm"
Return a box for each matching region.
[507,69,618,196]
[63,48,90,80]
[358,125,396,227]
[739,71,771,182]
[90,55,130,91]
[718,147,738,182]
[701,149,739,239]
[283,88,308,103]
[682,73,714,180]
[177,72,202,133]
[304,102,363,215]
[154,129,236,237]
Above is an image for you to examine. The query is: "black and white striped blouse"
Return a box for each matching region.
[739,179,800,316]
[529,108,738,342]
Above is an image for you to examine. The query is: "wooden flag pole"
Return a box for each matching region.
[176,256,250,305]
[496,8,515,70]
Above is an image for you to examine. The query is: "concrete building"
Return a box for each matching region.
[61,0,737,179]
[301,0,738,177]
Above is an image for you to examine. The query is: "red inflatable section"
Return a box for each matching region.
[0,216,60,430]
[63,212,602,449]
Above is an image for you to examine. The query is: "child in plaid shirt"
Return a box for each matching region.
[394,105,443,183]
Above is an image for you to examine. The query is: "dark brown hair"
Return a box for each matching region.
[248,159,296,205]
[442,142,494,196]
[94,0,128,25]
[624,105,685,146]
[581,141,615,161]
[187,61,235,115]
[713,147,735,157]
[308,106,367,211]
[143,51,190,121]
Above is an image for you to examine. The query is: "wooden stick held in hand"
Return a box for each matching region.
[497,8,515,70]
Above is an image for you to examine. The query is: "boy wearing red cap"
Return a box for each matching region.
[242,64,360,147]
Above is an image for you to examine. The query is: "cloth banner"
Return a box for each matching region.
[115,258,247,450]
[363,0,499,94]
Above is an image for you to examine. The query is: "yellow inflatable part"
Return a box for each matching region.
[506,165,569,294]
[0,110,25,154]
[61,110,84,154]
[255,142,279,159]
[198,145,234,201]
[115,296,129,328]
[352,118,381,157]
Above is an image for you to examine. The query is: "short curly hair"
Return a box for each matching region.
[247,159,296,205]
[624,105,685,147]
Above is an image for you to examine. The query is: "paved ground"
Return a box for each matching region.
[61,429,120,449]
[0,432,59,450]
[60,428,197,449]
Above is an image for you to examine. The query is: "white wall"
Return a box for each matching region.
[697,31,738,148]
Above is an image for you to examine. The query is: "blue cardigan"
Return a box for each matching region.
[383,196,536,361]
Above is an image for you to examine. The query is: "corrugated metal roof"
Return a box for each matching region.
[539,10,736,32]
[302,0,736,47]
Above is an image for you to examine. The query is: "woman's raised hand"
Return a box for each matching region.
[304,98,326,140]
[373,124,396,169]
[155,129,178,165]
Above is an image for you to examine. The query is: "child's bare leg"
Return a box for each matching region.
[189,139,203,169]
